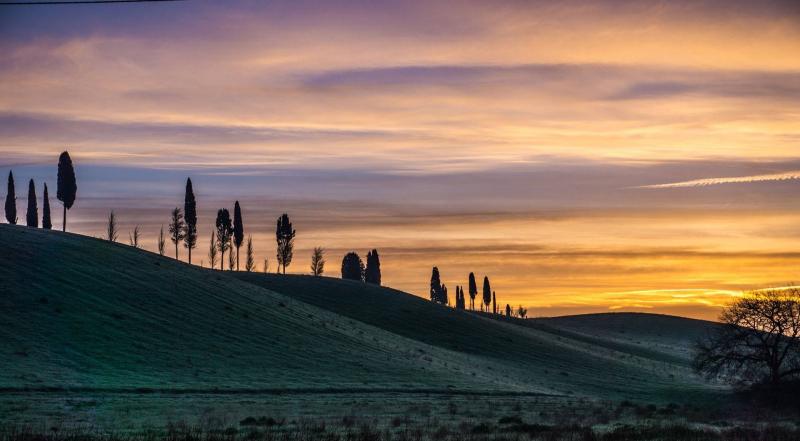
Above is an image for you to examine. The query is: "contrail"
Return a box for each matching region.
[637,170,800,189]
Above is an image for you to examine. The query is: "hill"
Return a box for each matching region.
[1,224,722,403]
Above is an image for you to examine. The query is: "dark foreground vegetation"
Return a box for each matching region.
[4,419,800,441]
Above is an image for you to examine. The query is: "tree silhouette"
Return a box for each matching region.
[129,225,141,248]
[468,272,477,310]
[442,284,449,306]
[26,179,37,228]
[341,252,364,281]
[215,208,233,270]
[106,211,118,242]
[56,151,76,232]
[169,207,186,259]
[311,246,325,276]
[158,225,166,255]
[42,183,52,229]
[228,241,235,270]
[4,171,16,225]
[430,267,446,304]
[208,230,218,268]
[694,288,800,386]
[245,235,256,272]
[365,249,381,285]
[516,305,528,319]
[183,178,198,264]
[233,201,244,271]
[276,213,295,274]
[263,258,269,274]
[482,276,491,312]
[505,304,511,317]
[492,291,497,315]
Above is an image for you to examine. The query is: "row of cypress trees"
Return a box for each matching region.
[430,268,517,316]
[4,151,76,231]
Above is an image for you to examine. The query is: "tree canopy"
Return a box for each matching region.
[183,178,198,263]
[276,213,295,274]
[56,151,76,232]
[365,249,381,285]
[341,251,364,281]
[5,171,16,225]
[694,288,800,386]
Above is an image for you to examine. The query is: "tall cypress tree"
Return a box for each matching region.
[183,178,197,264]
[365,249,381,285]
[233,201,244,271]
[42,183,52,229]
[430,267,445,304]
[468,272,477,310]
[4,171,16,225]
[492,291,497,315]
[57,151,77,232]
[26,179,37,228]
[482,276,492,312]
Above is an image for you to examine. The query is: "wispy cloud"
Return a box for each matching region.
[638,171,800,188]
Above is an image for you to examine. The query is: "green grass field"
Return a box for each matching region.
[0,224,735,434]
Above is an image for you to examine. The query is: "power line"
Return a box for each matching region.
[0,0,185,5]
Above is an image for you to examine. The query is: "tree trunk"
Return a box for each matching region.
[220,250,225,270]
[188,247,192,265]
[236,246,240,271]
[62,205,66,232]
[175,243,179,260]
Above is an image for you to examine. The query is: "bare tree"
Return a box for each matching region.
[208,231,218,269]
[157,225,166,256]
[129,225,141,248]
[311,246,325,276]
[263,258,269,274]
[245,235,256,272]
[694,288,800,386]
[106,211,118,242]
[516,305,528,319]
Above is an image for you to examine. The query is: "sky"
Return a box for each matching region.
[1,0,799,320]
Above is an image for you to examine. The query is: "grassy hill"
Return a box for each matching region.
[1,224,722,404]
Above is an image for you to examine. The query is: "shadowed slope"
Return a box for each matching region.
[234,273,723,402]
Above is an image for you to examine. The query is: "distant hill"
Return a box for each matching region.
[0,225,723,402]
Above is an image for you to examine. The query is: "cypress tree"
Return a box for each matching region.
[506,304,511,317]
[468,272,477,310]
[56,151,77,232]
[341,252,364,281]
[482,276,491,312]
[183,178,198,264]
[42,183,52,229]
[492,291,497,315]
[4,171,16,225]
[26,179,37,227]
[430,267,445,304]
[442,284,449,306]
[233,200,244,271]
[365,249,381,285]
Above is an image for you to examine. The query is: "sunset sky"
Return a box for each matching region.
[1,0,799,320]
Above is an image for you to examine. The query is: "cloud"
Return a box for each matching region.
[638,170,800,189]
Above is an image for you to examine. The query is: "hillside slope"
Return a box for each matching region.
[234,273,721,402]
[0,225,525,392]
[0,225,722,402]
